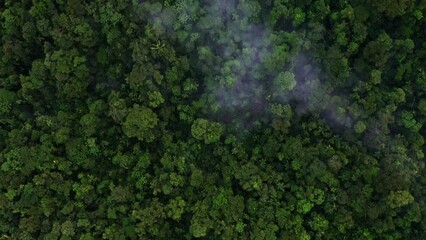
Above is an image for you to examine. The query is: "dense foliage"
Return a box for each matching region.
[1,0,426,239]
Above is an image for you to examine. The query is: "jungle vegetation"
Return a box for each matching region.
[1,0,426,239]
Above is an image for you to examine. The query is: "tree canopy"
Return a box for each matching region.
[1,0,426,239]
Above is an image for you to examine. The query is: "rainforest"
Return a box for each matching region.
[1,0,426,239]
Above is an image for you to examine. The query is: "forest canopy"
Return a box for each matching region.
[1,0,426,239]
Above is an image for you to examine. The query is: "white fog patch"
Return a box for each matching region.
[139,0,358,132]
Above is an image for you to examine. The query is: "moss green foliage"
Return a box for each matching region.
[354,121,367,134]
[274,71,297,92]
[0,88,15,114]
[191,118,223,144]
[123,105,158,142]
[1,0,426,239]
[387,190,415,209]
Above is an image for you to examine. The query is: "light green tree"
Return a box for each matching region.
[123,105,158,142]
[387,190,414,208]
[191,118,223,144]
[273,71,296,92]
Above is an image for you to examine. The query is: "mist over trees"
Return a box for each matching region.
[1,0,426,239]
